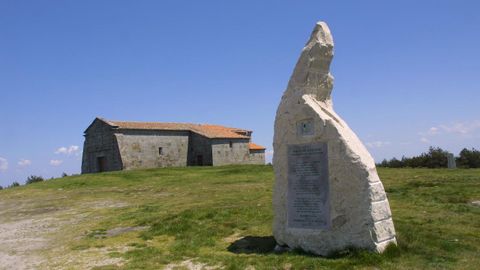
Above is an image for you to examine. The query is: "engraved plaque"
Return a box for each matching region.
[287,142,330,229]
[297,119,314,136]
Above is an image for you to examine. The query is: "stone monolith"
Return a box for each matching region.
[273,21,397,255]
[447,153,456,169]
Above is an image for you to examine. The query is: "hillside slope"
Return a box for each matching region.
[0,165,479,269]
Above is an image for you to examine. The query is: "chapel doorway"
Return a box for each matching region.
[97,156,106,172]
[196,155,203,166]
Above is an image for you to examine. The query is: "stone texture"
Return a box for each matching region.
[212,139,265,166]
[115,130,190,170]
[273,21,396,255]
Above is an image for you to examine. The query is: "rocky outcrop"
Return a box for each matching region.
[273,21,396,256]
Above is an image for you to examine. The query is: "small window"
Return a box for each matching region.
[229,141,233,148]
[159,147,163,155]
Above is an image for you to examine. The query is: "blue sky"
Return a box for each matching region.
[1,0,479,186]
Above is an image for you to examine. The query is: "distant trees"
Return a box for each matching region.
[377,147,480,168]
[1,175,46,189]
[3,173,71,189]
[456,148,480,168]
[26,175,44,185]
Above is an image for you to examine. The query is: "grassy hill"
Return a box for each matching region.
[0,165,479,270]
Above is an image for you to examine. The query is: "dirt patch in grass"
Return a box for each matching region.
[0,217,56,270]
[84,200,129,209]
[0,197,134,270]
[223,232,242,243]
[49,246,127,269]
[106,226,149,237]
[164,258,221,270]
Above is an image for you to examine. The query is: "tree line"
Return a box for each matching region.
[377,147,480,168]
[0,172,69,190]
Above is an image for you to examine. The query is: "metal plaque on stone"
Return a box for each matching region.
[297,119,314,136]
[287,142,330,229]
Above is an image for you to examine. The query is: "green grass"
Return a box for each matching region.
[1,165,479,269]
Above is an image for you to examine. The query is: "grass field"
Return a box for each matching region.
[0,165,479,269]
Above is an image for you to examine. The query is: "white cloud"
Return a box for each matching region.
[366,141,391,148]
[55,145,80,155]
[428,127,439,135]
[438,121,480,135]
[0,157,8,172]
[418,120,480,145]
[50,159,63,166]
[420,121,480,138]
[55,147,67,154]
[18,159,32,167]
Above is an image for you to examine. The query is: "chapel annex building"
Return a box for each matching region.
[81,118,266,174]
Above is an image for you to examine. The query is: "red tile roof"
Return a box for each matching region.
[103,119,251,139]
[249,142,266,150]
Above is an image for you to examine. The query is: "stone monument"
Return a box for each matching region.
[447,153,456,169]
[273,21,397,255]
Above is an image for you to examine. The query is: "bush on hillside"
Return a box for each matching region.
[10,181,20,188]
[0,185,3,190]
[26,175,44,185]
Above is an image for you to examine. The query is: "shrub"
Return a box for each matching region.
[378,159,388,167]
[423,147,448,168]
[10,181,20,188]
[388,157,404,168]
[456,148,480,168]
[0,185,3,190]
[378,146,448,168]
[62,172,68,177]
[26,175,44,185]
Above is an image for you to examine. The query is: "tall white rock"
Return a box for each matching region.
[273,21,397,255]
